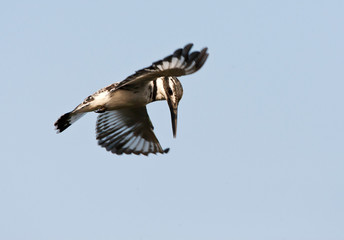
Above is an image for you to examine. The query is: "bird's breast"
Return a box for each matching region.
[104,89,150,110]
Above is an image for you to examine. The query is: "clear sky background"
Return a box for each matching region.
[1,1,343,239]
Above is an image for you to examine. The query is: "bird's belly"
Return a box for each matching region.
[104,89,149,110]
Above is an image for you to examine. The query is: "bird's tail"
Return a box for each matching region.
[54,112,86,133]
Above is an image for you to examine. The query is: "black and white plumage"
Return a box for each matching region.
[54,43,209,155]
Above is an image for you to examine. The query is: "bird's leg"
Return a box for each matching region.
[95,106,107,113]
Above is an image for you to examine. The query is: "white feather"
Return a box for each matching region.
[175,56,185,68]
[90,91,110,106]
[185,61,196,74]
[170,57,179,68]
[162,61,170,70]
[157,65,163,71]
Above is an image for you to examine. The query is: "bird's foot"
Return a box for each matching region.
[95,107,107,113]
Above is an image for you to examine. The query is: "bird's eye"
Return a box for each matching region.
[167,87,173,95]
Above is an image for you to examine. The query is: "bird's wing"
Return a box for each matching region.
[96,107,169,155]
[114,43,209,91]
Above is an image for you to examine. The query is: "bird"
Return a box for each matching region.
[54,43,209,155]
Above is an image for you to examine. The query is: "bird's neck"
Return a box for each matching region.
[149,77,168,102]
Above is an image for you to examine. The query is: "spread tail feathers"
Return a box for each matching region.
[54,112,86,133]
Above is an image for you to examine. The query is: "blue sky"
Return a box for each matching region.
[1,0,343,239]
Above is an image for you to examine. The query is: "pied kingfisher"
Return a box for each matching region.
[54,43,209,155]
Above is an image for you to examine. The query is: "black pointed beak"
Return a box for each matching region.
[167,98,178,138]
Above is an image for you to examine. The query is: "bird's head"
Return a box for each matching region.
[163,77,183,138]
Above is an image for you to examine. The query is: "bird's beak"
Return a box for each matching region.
[167,98,178,138]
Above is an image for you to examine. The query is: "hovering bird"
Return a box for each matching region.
[54,43,209,155]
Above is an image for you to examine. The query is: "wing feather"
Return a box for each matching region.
[114,43,209,91]
[96,107,169,155]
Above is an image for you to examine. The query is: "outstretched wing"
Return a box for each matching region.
[96,107,169,155]
[115,43,209,90]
